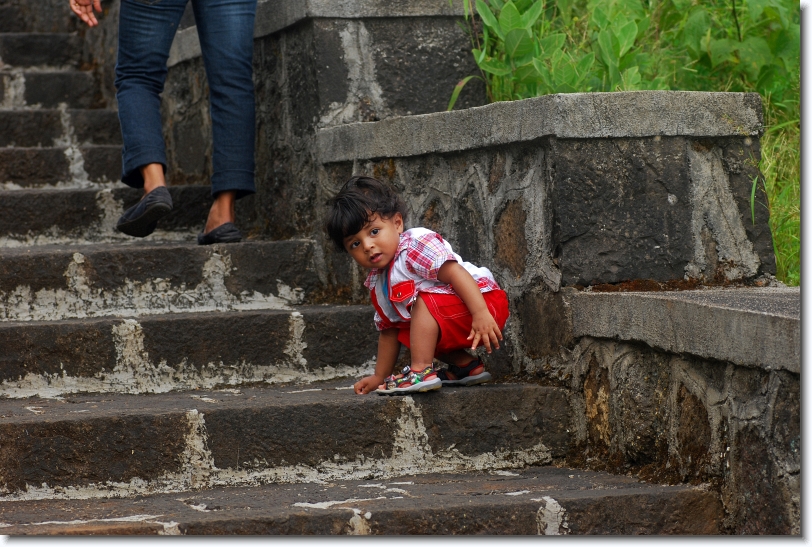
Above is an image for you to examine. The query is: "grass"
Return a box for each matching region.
[760,101,800,286]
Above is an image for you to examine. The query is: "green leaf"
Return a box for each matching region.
[763,3,791,29]
[475,0,504,39]
[532,58,554,89]
[670,0,693,11]
[520,0,544,29]
[538,33,566,55]
[597,29,619,67]
[477,57,514,76]
[615,20,638,59]
[472,48,487,64]
[447,75,478,111]
[574,51,596,77]
[738,36,773,81]
[555,0,574,25]
[499,1,524,34]
[515,62,541,84]
[514,0,535,11]
[683,8,711,58]
[591,6,610,29]
[746,0,770,22]
[620,66,642,90]
[617,0,646,20]
[709,38,736,68]
[636,14,650,37]
[504,28,535,61]
[556,62,578,88]
[769,25,800,70]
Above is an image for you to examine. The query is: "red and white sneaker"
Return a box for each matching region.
[376,364,442,395]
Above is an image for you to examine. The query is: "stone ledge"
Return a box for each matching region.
[317,91,763,163]
[0,383,570,496]
[0,306,378,398]
[569,287,799,373]
[0,467,721,535]
[168,0,466,67]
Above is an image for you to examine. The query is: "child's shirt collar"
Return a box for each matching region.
[363,231,411,290]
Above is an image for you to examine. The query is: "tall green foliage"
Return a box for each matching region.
[451,0,800,285]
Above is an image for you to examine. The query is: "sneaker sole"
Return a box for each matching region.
[376,377,442,395]
[440,371,492,387]
[117,202,173,238]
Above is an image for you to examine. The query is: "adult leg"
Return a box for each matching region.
[192,0,257,234]
[115,0,188,190]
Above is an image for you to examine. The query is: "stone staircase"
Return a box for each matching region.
[0,0,797,536]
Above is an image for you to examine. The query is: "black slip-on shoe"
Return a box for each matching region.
[197,222,242,245]
[116,186,173,238]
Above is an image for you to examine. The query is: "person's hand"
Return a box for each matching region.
[70,0,102,27]
[467,310,503,353]
[354,374,385,395]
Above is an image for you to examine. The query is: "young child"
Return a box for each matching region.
[326,175,510,395]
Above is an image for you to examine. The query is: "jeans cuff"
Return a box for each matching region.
[212,170,256,200]
[121,146,167,188]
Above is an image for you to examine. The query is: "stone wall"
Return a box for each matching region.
[313,93,797,534]
[98,5,798,533]
[559,335,799,535]
[161,0,485,224]
[317,92,774,301]
[529,288,800,535]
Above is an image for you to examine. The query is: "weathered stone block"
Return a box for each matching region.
[674,384,712,480]
[0,414,189,492]
[494,199,528,279]
[203,397,401,469]
[0,320,115,381]
[553,137,694,285]
[23,72,96,109]
[516,288,573,359]
[415,385,571,459]
[0,111,62,147]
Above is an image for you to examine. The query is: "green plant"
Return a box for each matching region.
[451,0,799,285]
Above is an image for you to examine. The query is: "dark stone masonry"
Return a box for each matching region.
[0,0,798,535]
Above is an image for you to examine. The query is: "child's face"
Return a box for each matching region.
[343,212,404,269]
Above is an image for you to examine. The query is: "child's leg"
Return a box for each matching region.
[437,349,477,368]
[436,349,491,386]
[409,295,440,372]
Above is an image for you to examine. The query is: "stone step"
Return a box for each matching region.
[0,33,82,68]
[0,144,120,187]
[0,3,80,34]
[0,186,212,246]
[0,381,571,500]
[0,306,377,398]
[0,240,327,322]
[0,108,121,147]
[0,466,722,535]
[0,109,62,147]
[2,70,99,109]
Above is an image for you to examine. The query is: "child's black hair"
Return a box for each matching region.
[326,175,408,252]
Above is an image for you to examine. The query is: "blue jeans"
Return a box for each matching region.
[115,0,256,199]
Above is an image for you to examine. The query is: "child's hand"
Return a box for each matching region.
[467,310,503,353]
[354,374,385,395]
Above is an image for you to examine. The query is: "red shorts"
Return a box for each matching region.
[396,289,510,357]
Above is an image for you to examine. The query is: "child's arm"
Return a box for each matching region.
[437,261,503,353]
[354,328,400,394]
